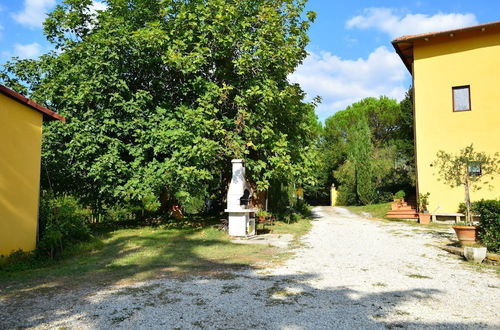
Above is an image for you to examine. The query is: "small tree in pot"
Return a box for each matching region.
[418,192,431,224]
[434,144,500,245]
[256,210,270,222]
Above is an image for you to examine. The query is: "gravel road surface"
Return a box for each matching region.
[1,206,499,329]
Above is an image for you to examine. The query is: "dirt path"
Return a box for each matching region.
[1,207,499,329]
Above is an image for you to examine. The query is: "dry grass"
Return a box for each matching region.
[0,215,312,298]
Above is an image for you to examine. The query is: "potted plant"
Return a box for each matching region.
[391,190,406,209]
[418,192,431,224]
[434,144,500,245]
[256,210,270,222]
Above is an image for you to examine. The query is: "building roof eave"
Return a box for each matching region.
[0,85,65,122]
[392,20,500,76]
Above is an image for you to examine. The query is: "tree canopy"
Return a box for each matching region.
[1,0,319,214]
[306,93,415,206]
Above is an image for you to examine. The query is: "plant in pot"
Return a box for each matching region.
[256,210,270,223]
[418,192,431,224]
[392,190,406,209]
[434,144,500,246]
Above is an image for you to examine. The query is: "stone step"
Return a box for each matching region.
[391,205,414,211]
[387,209,417,215]
[386,214,419,219]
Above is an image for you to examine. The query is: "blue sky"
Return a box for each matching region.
[1,1,499,121]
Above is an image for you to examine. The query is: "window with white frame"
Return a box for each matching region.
[453,85,471,111]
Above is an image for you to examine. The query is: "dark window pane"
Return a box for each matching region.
[468,162,481,176]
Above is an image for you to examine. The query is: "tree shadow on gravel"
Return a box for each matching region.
[0,227,269,297]
[0,270,494,329]
[0,210,493,329]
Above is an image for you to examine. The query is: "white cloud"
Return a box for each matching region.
[10,42,43,59]
[346,8,478,38]
[11,0,106,30]
[85,1,107,29]
[12,0,56,29]
[89,1,107,14]
[289,46,408,120]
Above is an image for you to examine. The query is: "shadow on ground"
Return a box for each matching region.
[0,211,492,328]
[0,221,273,296]
[0,269,491,329]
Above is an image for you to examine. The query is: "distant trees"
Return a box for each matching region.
[305,93,415,206]
[1,0,319,217]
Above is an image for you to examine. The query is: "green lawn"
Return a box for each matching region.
[344,202,392,220]
[0,215,312,297]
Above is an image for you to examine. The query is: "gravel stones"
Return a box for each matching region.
[1,207,499,329]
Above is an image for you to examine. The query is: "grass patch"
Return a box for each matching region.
[271,217,312,238]
[220,284,242,294]
[344,203,391,220]
[265,280,313,306]
[406,273,432,279]
[0,215,312,296]
[269,216,312,249]
[464,261,500,277]
[372,282,388,287]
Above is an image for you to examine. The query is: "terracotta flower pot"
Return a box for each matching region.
[419,213,431,224]
[452,225,477,246]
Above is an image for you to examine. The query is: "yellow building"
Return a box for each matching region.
[393,21,500,214]
[0,85,64,256]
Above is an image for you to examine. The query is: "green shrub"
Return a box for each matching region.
[394,190,406,199]
[0,250,42,273]
[38,193,92,258]
[472,199,500,253]
[336,186,358,206]
[103,204,137,222]
[256,210,270,218]
[175,191,207,215]
[375,191,394,203]
[457,202,466,214]
[295,199,311,217]
[182,195,206,215]
[418,192,430,212]
[268,180,297,214]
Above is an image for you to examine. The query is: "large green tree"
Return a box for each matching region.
[312,95,415,206]
[1,0,318,214]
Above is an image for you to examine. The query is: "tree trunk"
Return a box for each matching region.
[464,175,472,226]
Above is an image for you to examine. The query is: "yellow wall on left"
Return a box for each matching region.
[0,93,43,256]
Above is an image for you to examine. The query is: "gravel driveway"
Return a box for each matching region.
[1,206,499,329]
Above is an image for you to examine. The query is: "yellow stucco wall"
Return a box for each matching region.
[413,32,500,213]
[0,93,43,256]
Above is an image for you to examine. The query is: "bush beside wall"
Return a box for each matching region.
[38,193,91,258]
[473,199,500,253]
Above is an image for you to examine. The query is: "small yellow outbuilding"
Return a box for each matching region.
[0,85,65,256]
